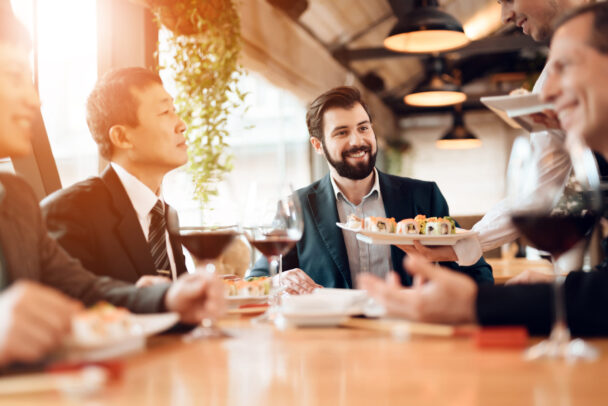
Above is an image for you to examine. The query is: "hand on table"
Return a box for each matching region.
[136,275,172,288]
[164,272,226,324]
[0,281,81,366]
[277,269,322,295]
[358,254,477,324]
[505,270,555,285]
[397,240,458,262]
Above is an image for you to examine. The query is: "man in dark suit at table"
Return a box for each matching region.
[250,86,494,293]
[0,6,224,367]
[41,67,188,285]
[360,2,608,336]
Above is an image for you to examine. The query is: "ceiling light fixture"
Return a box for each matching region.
[384,0,470,54]
[404,58,466,107]
[436,107,482,150]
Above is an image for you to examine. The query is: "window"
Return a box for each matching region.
[11,0,99,187]
[159,30,312,225]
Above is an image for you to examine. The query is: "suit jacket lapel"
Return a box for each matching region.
[101,166,156,278]
[306,175,352,287]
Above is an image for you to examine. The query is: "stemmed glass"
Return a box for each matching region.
[507,136,601,360]
[167,208,238,340]
[243,183,304,316]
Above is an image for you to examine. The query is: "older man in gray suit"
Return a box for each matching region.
[0,7,224,367]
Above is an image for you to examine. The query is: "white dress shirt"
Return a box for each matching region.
[453,65,572,265]
[330,168,392,282]
[110,162,177,280]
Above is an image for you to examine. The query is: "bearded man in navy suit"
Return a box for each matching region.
[250,86,493,293]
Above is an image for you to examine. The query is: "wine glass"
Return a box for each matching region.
[243,183,304,316]
[507,136,601,361]
[167,208,239,340]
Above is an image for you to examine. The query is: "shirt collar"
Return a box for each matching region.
[330,167,380,203]
[110,162,163,217]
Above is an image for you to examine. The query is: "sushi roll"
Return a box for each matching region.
[424,217,442,235]
[437,218,452,235]
[444,216,456,234]
[415,215,427,234]
[223,279,238,296]
[346,213,363,230]
[364,216,396,233]
[396,218,420,235]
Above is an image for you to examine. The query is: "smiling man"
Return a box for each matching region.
[41,68,189,285]
[250,87,493,292]
[360,2,608,336]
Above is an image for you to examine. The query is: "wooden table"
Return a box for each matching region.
[8,318,608,406]
[487,258,554,284]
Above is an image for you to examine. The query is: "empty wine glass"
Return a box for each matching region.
[507,135,601,360]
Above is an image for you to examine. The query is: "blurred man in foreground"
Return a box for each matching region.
[360,2,608,336]
[406,0,595,268]
[0,8,224,367]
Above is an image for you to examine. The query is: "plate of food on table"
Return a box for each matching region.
[337,214,477,246]
[223,276,270,314]
[62,302,179,361]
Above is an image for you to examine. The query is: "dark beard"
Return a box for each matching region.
[322,141,376,180]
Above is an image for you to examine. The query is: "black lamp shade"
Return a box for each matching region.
[384,7,470,53]
[436,111,482,149]
[404,73,466,107]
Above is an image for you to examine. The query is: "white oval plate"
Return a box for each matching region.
[336,222,477,246]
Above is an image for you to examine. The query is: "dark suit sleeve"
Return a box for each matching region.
[41,193,99,276]
[23,183,169,313]
[477,269,608,336]
[248,247,300,278]
[428,183,494,285]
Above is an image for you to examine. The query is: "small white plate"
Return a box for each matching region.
[336,222,477,246]
[275,312,349,328]
[227,304,269,315]
[62,312,179,361]
[226,295,269,309]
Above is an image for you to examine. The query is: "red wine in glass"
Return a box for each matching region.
[511,212,597,259]
[249,236,298,258]
[177,226,238,341]
[179,228,238,261]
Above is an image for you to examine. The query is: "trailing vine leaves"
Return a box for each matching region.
[134,0,245,205]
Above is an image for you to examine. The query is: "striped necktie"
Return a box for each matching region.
[148,200,170,273]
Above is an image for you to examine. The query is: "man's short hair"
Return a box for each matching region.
[86,67,163,160]
[306,86,372,140]
[552,2,608,54]
[0,6,32,50]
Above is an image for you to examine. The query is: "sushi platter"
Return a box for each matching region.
[336,214,477,246]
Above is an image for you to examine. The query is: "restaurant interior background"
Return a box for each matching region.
[2,0,544,251]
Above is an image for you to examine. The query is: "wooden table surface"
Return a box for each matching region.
[8,317,608,406]
[487,258,554,284]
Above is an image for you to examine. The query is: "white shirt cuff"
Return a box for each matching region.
[453,236,483,266]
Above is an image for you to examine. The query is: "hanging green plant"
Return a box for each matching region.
[131,0,246,205]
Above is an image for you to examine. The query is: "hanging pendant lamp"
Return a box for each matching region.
[384,0,470,54]
[436,108,482,150]
[404,58,466,107]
